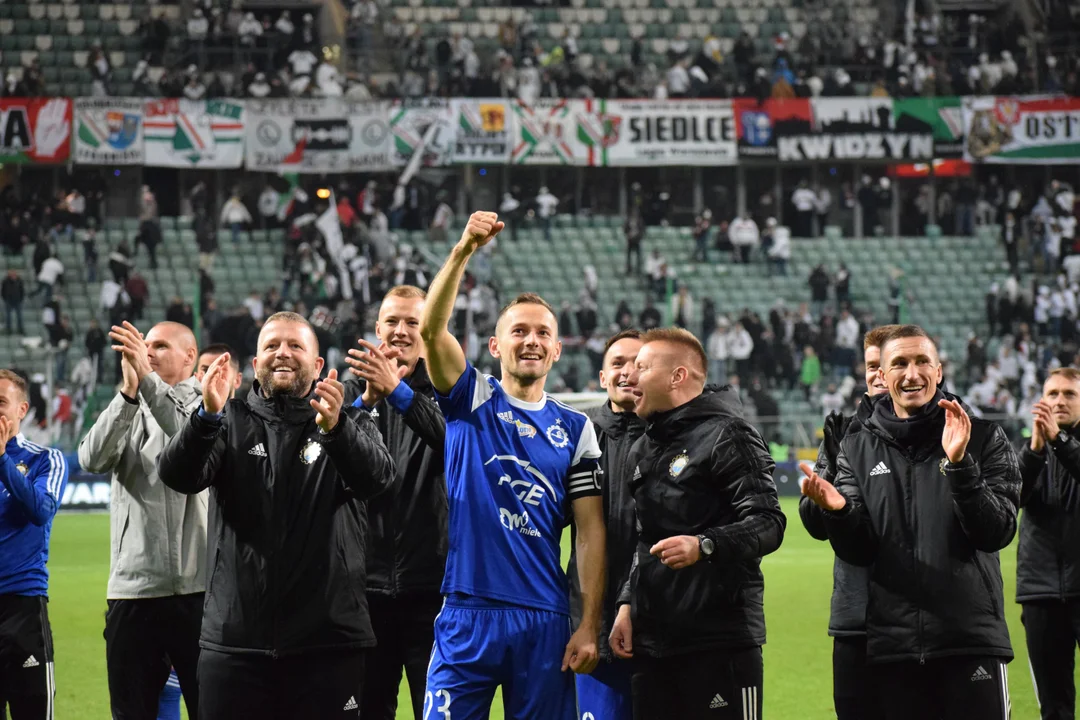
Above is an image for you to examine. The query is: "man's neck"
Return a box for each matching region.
[609,400,635,414]
[501,373,546,404]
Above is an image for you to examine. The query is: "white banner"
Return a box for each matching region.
[451,99,512,163]
[587,99,737,166]
[389,99,455,167]
[73,97,144,165]
[144,98,245,168]
[245,98,392,173]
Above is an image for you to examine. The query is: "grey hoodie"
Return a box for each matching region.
[78,374,207,599]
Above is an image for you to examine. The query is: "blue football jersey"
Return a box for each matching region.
[437,362,602,615]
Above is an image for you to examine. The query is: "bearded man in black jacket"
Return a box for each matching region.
[1017,367,1080,720]
[569,329,646,720]
[157,311,395,720]
[608,327,785,720]
[802,324,1021,720]
[798,323,896,720]
[342,285,447,720]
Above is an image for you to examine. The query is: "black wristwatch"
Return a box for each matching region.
[697,535,714,560]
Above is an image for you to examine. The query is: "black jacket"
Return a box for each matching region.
[618,387,786,657]
[823,392,1021,664]
[157,383,395,656]
[567,401,646,661]
[798,402,871,637]
[1016,425,1080,603]
[342,360,448,597]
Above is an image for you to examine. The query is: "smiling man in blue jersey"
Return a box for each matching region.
[0,369,69,720]
[420,211,607,720]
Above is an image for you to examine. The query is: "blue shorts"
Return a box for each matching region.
[576,658,633,720]
[425,595,577,720]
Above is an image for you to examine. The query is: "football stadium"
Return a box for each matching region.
[1,0,1080,716]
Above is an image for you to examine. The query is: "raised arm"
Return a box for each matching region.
[947,423,1021,552]
[0,425,67,527]
[78,356,143,474]
[327,408,396,501]
[157,408,227,495]
[420,211,503,394]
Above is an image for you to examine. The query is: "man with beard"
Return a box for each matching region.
[78,321,204,720]
[798,324,896,719]
[156,312,395,720]
[341,286,447,720]
[420,212,606,720]
[569,329,645,720]
[1017,367,1080,720]
[802,325,1021,720]
[195,344,241,398]
[609,327,785,720]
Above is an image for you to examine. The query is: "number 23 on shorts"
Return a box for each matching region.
[425,689,452,719]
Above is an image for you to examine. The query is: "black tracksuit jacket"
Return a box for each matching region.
[617,387,786,658]
[822,392,1021,664]
[157,383,395,656]
[1016,424,1080,603]
[342,360,448,597]
[567,401,646,660]
[798,401,871,637]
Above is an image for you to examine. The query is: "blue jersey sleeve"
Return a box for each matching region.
[435,362,494,420]
[0,447,68,527]
[568,418,603,500]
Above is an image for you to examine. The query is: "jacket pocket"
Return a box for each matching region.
[973,554,1003,620]
[114,508,131,570]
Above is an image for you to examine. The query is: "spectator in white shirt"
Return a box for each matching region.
[65,189,86,230]
[289,48,319,78]
[728,213,759,264]
[430,200,453,244]
[300,13,316,46]
[243,290,265,322]
[535,187,558,242]
[220,192,253,243]
[707,318,730,382]
[188,8,209,43]
[258,185,279,228]
[666,57,690,98]
[727,322,754,379]
[239,12,263,45]
[767,219,791,276]
[247,73,271,98]
[814,185,832,234]
[183,74,207,100]
[33,257,64,302]
[275,11,294,38]
[820,383,846,417]
[315,62,343,96]
[516,58,540,105]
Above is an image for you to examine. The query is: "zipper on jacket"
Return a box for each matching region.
[909,462,925,661]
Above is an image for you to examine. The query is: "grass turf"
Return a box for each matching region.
[47,500,1060,719]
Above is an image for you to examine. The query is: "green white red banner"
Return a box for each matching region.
[963,95,1080,164]
[144,98,245,168]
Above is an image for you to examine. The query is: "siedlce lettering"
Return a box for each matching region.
[629,116,734,143]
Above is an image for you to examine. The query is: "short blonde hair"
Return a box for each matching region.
[384,285,427,301]
[641,327,708,376]
[0,369,28,402]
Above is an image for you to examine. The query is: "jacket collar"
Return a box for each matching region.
[645,385,743,442]
[246,380,317,425]
[406,358,434,394]
[590,400,645,437]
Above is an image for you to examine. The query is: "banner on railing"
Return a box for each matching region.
[74,98,145,164]
[244,98,392,173]
[0,98,71,164]
[584,99,737,166]
[389,99,455,167]
[451,98,513,163]
[60,475,110,511]
[893,97,964,158]
[963,95,1080,165]
[511,98,590,165]
[144,98,245,168]
[733,98,811,160]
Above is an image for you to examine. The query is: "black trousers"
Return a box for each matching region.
[833,635,877,720]
[632,646,762,719]
[104,593,203,720]
[872,655,1011,720]
[0,595,54,720]
[198,647,366,720]
[361,592,441,720]
[1022,600,1080,720]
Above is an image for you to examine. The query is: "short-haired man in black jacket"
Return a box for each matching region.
[798,323,897,720]
[157,311,395,720]
[802,324,1021,720]
[1017,367,1080,720]
[342,286,447,720]
[569,329,645,720]
[609,327,785,720]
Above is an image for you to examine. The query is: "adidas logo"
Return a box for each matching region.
[869,461,891,476]
[632,466,642,481]
[971,666,992,682]
[709,693,728,709]
[248,443,267,457]
[22,655,39,668]
[343,696,358,711]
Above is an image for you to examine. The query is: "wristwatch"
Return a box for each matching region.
[697,535,714,559]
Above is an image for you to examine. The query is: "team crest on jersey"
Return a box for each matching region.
[14,462,28,476]
[669,453,689,477]
[300,439,323,465]
[546,421,569,448]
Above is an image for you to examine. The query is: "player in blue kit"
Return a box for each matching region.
[420,211,607,720]
[0,369,69,720]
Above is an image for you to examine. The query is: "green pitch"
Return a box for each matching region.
[48,501,1058,719]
